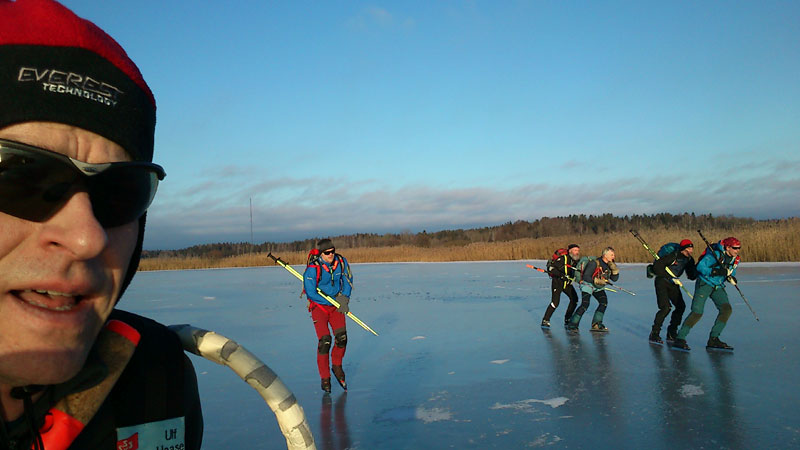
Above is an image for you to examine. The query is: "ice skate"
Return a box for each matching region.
[332,365,347,391]
[706,337,734,352]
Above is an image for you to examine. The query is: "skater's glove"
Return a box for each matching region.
[711,267,727,277]
[646,264,655,279]
[727,275,737,285]
[607,260,619,276]
[335,294,350,314]
[593,277,608,286]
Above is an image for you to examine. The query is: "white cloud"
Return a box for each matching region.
[143,156,800,249]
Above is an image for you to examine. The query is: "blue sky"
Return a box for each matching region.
[63,1,800,250]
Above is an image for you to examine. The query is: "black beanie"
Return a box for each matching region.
[316,239,334,251]
[567,243,580,250]
[0,0,156,162]
[0,0,158,300]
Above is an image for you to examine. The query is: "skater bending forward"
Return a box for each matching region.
[672,237,741,352]
[567,247,619,332]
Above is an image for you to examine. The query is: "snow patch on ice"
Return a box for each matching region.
[203,296,215,300]
[411,335,426,340]
[539,397,569,408]
[528,433,563,447]
[491,359,510,364]
[415,407,453,423]
[680,384,705,398]
[375,406,454,424]
[490,397,569,412]
[428,391,448,401]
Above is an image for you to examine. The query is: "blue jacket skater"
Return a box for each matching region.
[304,254,353,307]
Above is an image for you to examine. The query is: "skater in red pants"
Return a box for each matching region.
[304,239,353,393]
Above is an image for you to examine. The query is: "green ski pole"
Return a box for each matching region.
[605,281,636,296]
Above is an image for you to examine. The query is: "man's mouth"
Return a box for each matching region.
[15,289,83,311]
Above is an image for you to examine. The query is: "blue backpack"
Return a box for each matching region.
[657,243,680,259]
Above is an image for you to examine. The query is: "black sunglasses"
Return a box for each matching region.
[322,249,335,255]
[0,138,165,228]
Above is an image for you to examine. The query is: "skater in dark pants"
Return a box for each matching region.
[541,244,581,328]
[673,237,741,352]
[567,247,619,332]
[649,239,697,344]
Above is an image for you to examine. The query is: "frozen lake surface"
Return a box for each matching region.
[123,261,800,449]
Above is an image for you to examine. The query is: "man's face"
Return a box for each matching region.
[321,247,335,264]
[603,250,615,263]
[568,247,580,260]
[0,122,139,386]
[681,247,694,257]
[726,245,741,258]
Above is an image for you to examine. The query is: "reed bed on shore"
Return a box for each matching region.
[139,220,800,271]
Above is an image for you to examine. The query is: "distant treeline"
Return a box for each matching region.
[141,213,789,263]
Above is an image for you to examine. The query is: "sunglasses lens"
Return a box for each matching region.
[0,141,163,227]
[323,250,334,255]
[89,165,161,227]
[0,147,76,221]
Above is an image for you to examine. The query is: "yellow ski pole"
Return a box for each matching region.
[268,253,379,336]
[630,229,694,300]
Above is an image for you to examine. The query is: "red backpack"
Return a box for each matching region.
[545,248,569,275]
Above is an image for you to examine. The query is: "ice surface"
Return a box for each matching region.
[123,262,800,449]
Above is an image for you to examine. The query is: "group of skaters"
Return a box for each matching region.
[541,244,619,332]
[298,234,744,395]
[300,234,745,395]
[539,237,742,352]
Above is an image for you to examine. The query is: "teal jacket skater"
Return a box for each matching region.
[304,254,353,306]
[696,243,738,287]
[674,238,742,350]
[567,249,619,331]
